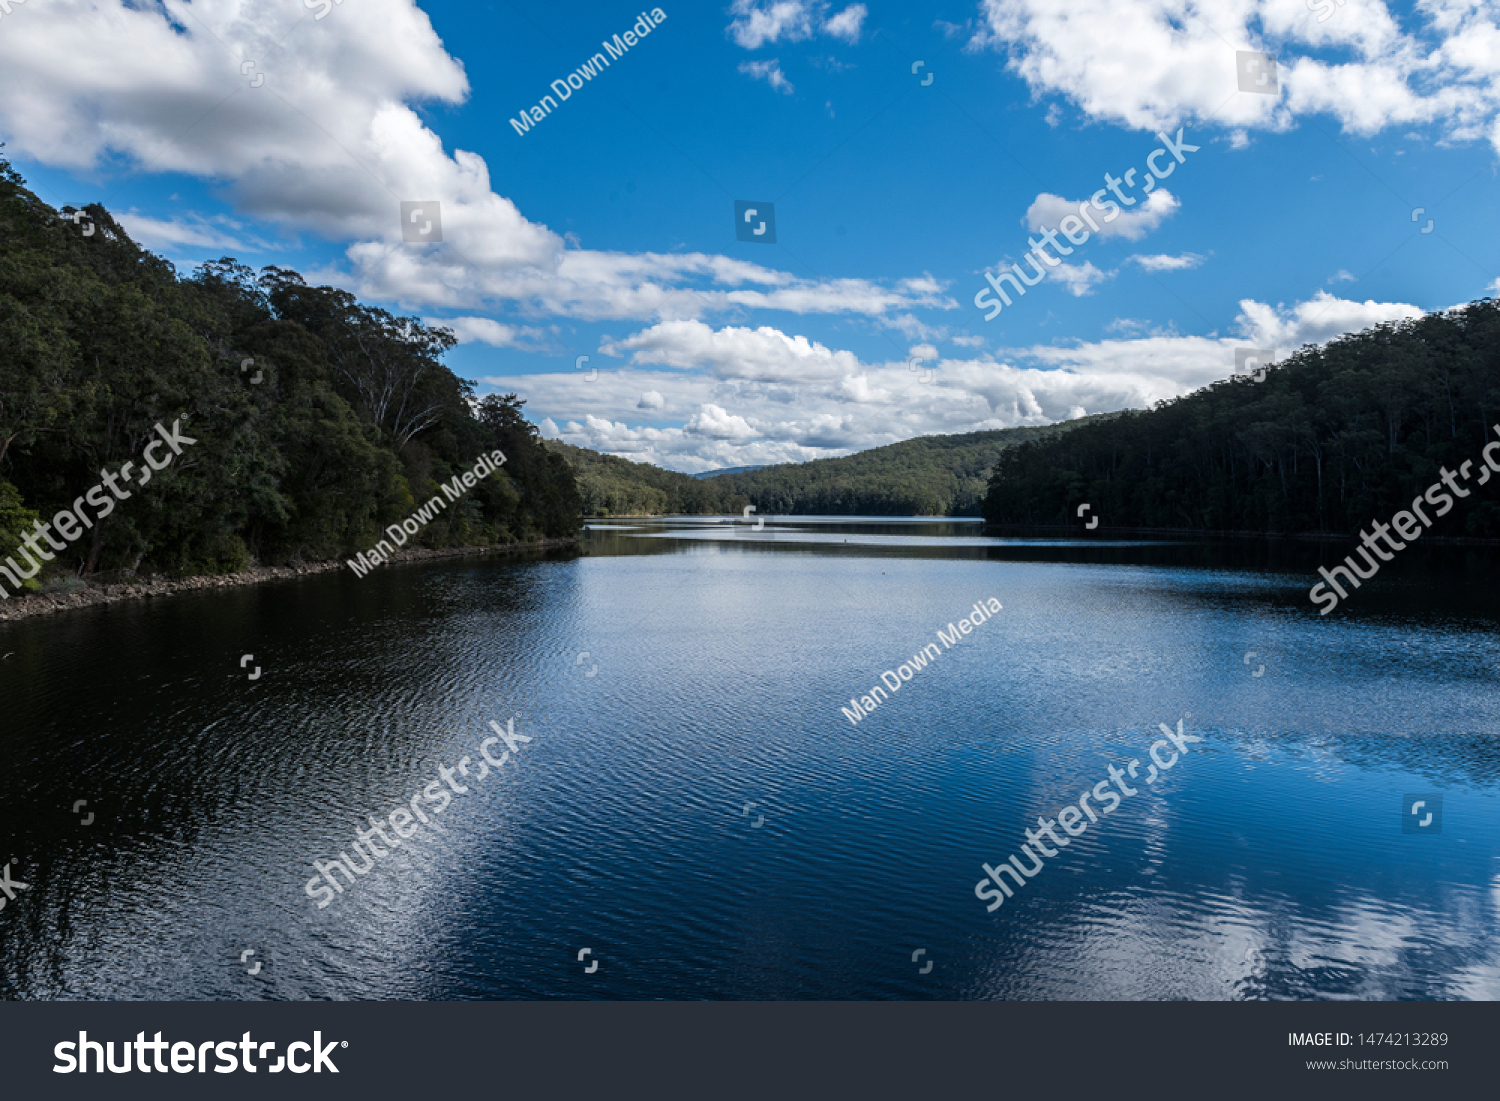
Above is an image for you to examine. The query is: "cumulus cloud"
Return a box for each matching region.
[823,4,868,43]
[495,348,1194,471]
[1025,189,1181,242]
[728,1,819,48]
[728,1,868,48]
[601,319,864,381]
[482,293,1426,471]
[637,390,666,411]
[0,0,558,264]
[967,0,1500,152]
[0,0,948,328]
[686,404,758,439]
[431,316,546,348]
[739,59,795,94]
[1234,290,1425,350]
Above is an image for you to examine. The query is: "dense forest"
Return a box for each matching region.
[982,299,1500,537]
[550,422,1094,517]
[0,156,580,594]
[712,423,1096,515]
[544,440,744,516]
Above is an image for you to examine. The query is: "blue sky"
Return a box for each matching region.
[3,0,1497,470]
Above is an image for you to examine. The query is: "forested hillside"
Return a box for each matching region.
[0,156,579,592]
[712,423,1092,515]
[982,300,1500,536]
[550,421,1096,517]
[545,440,744,516]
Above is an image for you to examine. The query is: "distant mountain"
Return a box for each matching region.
[691,464,767,479]
[543,441,731,517]
[547,418,1107,517]
[710,422,1108,516]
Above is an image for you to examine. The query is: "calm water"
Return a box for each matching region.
[2,517,1498,1000]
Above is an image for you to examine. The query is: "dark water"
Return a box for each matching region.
[2,517,1498,1000]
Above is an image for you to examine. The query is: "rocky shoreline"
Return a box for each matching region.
[0,537,579,624]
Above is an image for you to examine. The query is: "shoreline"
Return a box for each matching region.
[0,536,579,624]
[979,522,1500,545]
[591,515,1500,544]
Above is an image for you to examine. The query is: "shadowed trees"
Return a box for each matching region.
[982,301,1500,537]
[0,158,580,584]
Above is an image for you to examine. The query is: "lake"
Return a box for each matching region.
[2,516,1498,1000]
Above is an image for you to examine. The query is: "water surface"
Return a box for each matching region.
[1,517,1497,1000]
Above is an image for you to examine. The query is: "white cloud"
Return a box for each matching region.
[325,242,955,323]
[1329,269,1357,283]
[1235,290,1425,349]
[968,0,1500,153]
[906,344,940,380]
[1130,253,1205,272]
[1106,317,1157,337]
[637,390,666,411]
[0,0,559,265]
[430,316,546,349]
[884,312,945,341]
[823,4,868,43]
[113,211,257,251]
[1025,189,1181,242]
[316,241,954,324]
[483,293,1425,471]
[727,1,867,48]
[728,1,820,48]
[1051,261,1116,295]
[0,0,948,327]
[739,59,795,94]
[686,404,759,439]
[601,319,864,381]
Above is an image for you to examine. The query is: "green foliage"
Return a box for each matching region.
[0,480,41,591]
[546,441,713,516]
[713,424,1096,515]
[0,159,580,583]
[981,302,1500,536]
[549,422,1095,517]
